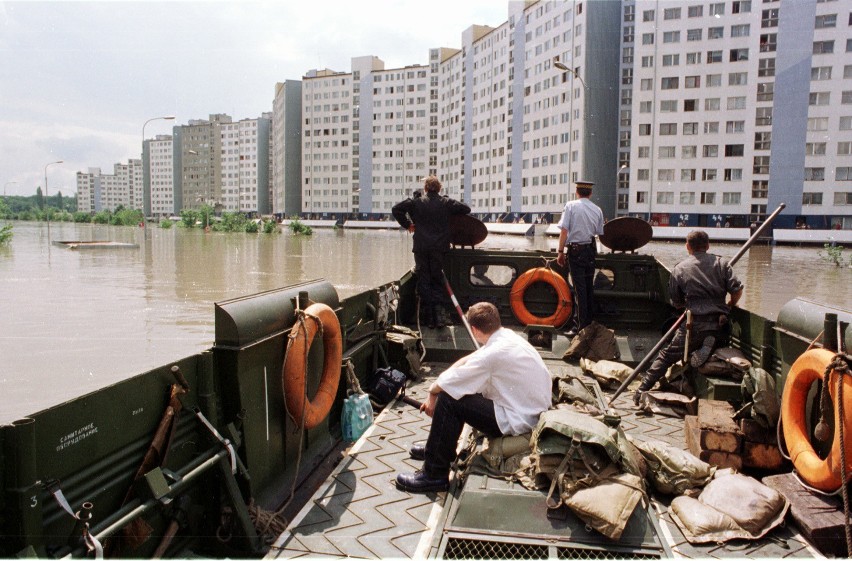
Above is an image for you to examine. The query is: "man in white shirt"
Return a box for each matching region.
[556,180,604,335]
[396,302,552,493]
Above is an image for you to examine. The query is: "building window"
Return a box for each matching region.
[728,73,748,86]
[682,169,697,181]
[841,116,852,131]
[683,145,698,158]
[752,181,768,198]
[725,144,744,157]
[707,51,723,63]
[659,146,676,158]
[710,3,725,16]
[727,96,747,110]
[837,168,852,181]
[703,145,719,157]
[842,91,852,105]
[732,1,751,14]
[703,169,718,181]
[664,8,681,19]
[809,92,831,106]
[684,99,698,111]
[658,169,675,181]
[685,76,701,89]
[641,55,654,67]
[642,33,655,45]
[754,132,771,150]
[731,24,750,37]
[661,100,678,112]
[684,122,699,135]
[813,41,834,54]
[804,167,825,181]
[663,31,681,43]
[701,192,716,204]
[680,191,696,204]
[688,5,703,17]
[639,101,652,113]
[815,14,837,28]
[805,142,826,156]
[802,193,823,205]
[663,54,680,66]
[660,123,678,135]
[760,33,777,52]
[811,66,832,80]
[730,49,749,62]
[643,9,655,22]
[636,191,647,203]
[706,74,722,87]
[638,146,650,158]
[808,117,829,131]
[709,27,724,40]
[686,52,702,65]
[834,192,852,205]
[661,77,680,89]
[753,155,770,174]
[756,106,773,125]
[839,142,852,156]
[687,29,702,41]
[638,169,650,180]
[757,82,774,101]
[640,78,653,91]
[705,122,720,134]
[758,58,776,77]
[762,8,779,28]
[639,124,651,135]
[726,121,745,133]
[657,191,674,204]
[723,192,742,204]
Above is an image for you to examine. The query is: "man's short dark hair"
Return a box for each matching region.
[466,302,501,335]
[687,230,710,251]
[576,187,592,197]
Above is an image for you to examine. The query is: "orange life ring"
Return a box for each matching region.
[781,348,852,492]
[509,267,573,327]
[282,303,343,430]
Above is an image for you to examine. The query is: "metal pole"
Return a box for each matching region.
[441,270,480,349]
[43,160,63,247]
[608,203,786,405]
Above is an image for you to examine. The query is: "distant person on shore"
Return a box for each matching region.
[633,230,744,405]
[392,176,470,329]
[556,180,604,336]
[395,302,552,493]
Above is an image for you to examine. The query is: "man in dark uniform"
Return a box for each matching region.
[392,176,471,329]
[634,230,744,405]
[556,180,604,335]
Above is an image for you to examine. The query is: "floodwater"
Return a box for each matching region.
[0,221,848,423]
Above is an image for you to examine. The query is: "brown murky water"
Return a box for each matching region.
[0,221,848,423]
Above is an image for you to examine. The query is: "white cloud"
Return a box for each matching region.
[0,0,508,197]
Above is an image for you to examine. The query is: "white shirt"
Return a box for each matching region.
[436,328,552,435]
[558,197,604,244]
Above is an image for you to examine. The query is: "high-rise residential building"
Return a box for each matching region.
[625,0,852,229]
[272,81,302,217]
[173,113,271,214]
[144,134,174,218]
[75,161,141,213]
[76,168,102,213]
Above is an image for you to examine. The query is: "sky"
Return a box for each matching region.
[0,0,509,197]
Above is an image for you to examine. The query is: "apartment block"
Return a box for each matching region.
[272,80,303,217]
[625,0,851,229]
[144,135,174,217]
[76,168,101,214]
[173,113,271,214]
[75,161,141,213]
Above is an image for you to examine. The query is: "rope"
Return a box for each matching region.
[827,353,852,556]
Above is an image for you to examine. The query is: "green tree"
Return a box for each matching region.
[0,223,12,245]
[56,191,64,210]
[35,187,44,210]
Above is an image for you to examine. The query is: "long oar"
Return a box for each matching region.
[608,203,786,406]
[441,270,480,349]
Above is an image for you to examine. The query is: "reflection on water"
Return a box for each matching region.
[0,221,848,423]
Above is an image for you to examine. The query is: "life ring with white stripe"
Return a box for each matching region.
[509,267,573,327]
[282,303,343,429]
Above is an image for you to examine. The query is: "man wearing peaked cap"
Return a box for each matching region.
[556,180,604,336]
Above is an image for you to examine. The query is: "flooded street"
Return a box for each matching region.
[0,221,848,423]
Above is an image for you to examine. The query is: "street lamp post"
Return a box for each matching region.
[142,115,175,218]
[44,160,63,245]
[553,60,588,90]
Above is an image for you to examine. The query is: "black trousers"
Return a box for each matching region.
[413,250,446,308]
[567,244,596,330]
[423,393,502,479]
[638,323,727,392]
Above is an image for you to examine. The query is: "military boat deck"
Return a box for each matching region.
[267,325,820,560]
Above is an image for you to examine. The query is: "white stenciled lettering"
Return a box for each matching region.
[56,423,98,452]
[132,407,143,416]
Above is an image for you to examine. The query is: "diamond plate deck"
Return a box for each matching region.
[267,326,822,559]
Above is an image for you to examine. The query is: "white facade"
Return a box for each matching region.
[75,161,141,213]
[76,168,101,213]
[148,135,174,217]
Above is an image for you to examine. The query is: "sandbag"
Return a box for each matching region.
[695,347,751,381]
[741,367,780,429]
[579,358,633,389]
[563,466,645,541]
[669,472,789,544]
[555,376,597,405]
[386,325,424,379]
[634,439,714,495]
[562,322,619,362]
[481,433,531,470]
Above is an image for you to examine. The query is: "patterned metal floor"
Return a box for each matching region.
[267,327,823,559]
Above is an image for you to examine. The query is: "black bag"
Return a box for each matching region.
[367,367,406,405]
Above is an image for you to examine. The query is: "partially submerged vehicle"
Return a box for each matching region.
[2,218,850,558]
